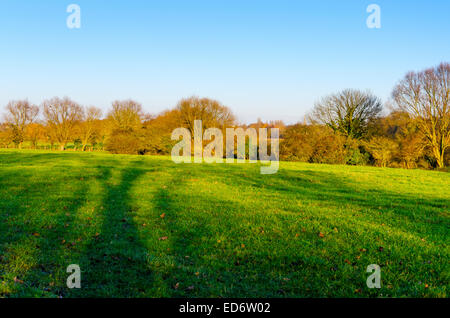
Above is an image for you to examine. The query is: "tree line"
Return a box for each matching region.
[1,63,449,169]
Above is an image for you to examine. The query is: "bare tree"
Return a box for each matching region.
[42,97,83,150]
[108,99,143,131]
[310,89,383,139]
[176,96,236,135]
[393,63,450,168]
[80,106,103,151]
[4,100,39,148]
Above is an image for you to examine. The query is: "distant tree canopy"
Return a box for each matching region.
[177,96,236,135]
[393,62,450,168]
[1,63,449,169]
[42,97,83,150]
[310,89,383,139]
[79,106,102,151]
[108,100,143,132]
[3,100,39,148]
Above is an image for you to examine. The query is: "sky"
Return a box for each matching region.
[0,0,449,124]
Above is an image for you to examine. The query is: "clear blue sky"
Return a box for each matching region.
[1,0,449,124]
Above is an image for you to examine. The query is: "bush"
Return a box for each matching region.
[280,124,315,161]
[363,137,398,167]
[281,124,348,164]
[105,130,144,155]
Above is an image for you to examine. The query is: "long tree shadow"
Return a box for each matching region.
[150,169,312,297]
[73,162,154,297]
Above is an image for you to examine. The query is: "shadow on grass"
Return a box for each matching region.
[203,165,449,243]
[72,162,155,297]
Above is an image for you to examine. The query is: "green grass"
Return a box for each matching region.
[0,149,448,298]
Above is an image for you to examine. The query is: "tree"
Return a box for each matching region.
[42,97,83,150]
[280,124,348,164]
[176,96,236,135]
[3,100,39,148]
[0,123,14,148]
[393,63,450,168]
[310,89,383,139]
[26,123,46,149]
[373,111,425,168]
[105,130,142,155]
[364,136,398,167]
[79,106,102,151]
[107,99,143,132]
[141,109,181,155]
[280,124,315,162]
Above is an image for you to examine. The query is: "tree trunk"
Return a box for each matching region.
[433,145,444,168]
[437,156,444,168]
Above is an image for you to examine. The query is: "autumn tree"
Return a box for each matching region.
[141,108,181,154]
[105,100,144,154]
[373,111,425,168]
[0,123,13,148]
[364,136,398,167]
[3,100,39,148]
[108,99,143,132]
[310,89,383,139]
[393,63,450,168]
[79,106,103,151]
[176,96,236,135]
[26,123,46,149]
[42,97,83,150]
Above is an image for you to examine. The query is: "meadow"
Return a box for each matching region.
[0,149,448,298]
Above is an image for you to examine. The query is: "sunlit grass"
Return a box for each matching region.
[0,149,448,297]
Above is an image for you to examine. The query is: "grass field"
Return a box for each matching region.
[0,149,448,298]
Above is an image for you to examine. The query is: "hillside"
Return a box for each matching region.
[0,150,448,297]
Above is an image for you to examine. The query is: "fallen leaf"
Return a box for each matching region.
[14,277,24,284]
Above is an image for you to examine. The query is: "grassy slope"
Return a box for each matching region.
[0,149,448,298]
